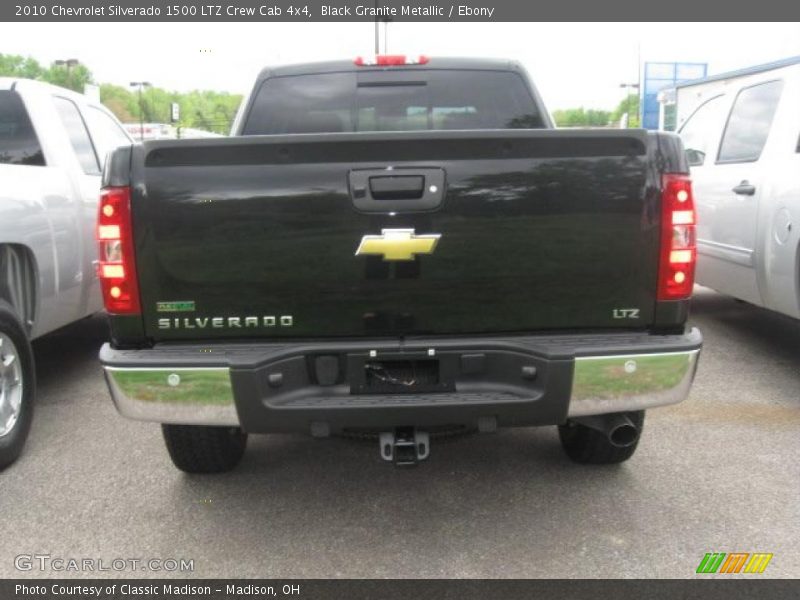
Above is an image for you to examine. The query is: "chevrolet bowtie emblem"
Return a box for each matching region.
[355,229,441,261]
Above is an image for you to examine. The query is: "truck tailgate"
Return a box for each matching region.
[132,129,660,340]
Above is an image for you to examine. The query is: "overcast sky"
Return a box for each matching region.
[2,22,799,110]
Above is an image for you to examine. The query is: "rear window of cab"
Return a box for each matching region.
[242,70,545,135]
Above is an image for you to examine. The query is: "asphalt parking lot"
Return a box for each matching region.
[1,286,798,579]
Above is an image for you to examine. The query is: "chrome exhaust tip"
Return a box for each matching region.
[571,413,640,448]
[608,418,639,448]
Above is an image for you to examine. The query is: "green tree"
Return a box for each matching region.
[2,53,242,134]
[0,54,45,79]
[99,84,138,123]
[552,107,612,128]
[42,63,93,93]
[0,53,93,93]
[100,86,241,134]
[612,93,641,128]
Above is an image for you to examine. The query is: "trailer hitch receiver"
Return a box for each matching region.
[379,428,430,466]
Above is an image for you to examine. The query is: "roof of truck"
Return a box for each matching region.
[256,56,524,80]
[0,77,91,101]
[676,55,800,89]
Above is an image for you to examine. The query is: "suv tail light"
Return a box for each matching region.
[658,173,697,301]
[96,186,141,314]
[354,55,429,66]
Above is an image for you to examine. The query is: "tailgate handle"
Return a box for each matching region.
[350,168,446,213]
[369,175,425,200]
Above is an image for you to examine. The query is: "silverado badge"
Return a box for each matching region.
[355,229,441,261]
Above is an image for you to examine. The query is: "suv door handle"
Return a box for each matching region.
[732,181,756,196]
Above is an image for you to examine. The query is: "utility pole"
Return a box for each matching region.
[129,81,152,141]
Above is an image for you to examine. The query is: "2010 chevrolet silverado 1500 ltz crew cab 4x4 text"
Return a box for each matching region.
[98,56,702,472]
[1,79,133,469]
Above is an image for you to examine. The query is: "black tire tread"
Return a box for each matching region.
[162,424,247,473]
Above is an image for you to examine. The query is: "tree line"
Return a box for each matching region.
[0,53,241,134]
[552,94,641,128]
[1,53,641,131]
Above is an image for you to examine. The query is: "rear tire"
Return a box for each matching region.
[558,411,645,464]
[162,424,247,473]
[0,303,35,470]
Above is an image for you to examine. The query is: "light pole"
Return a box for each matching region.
[372,1,391,54]
[54,59,79,90]
[374,1,380,54]
[619,82,640,128]
[130,81,152,141]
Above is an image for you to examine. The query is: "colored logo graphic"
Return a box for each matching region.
[696,552,773,574]
[356,229,441,261]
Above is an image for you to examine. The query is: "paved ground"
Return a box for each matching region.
[1,287,798,578]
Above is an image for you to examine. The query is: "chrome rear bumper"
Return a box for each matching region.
[104,367,239,426]
[567,350,700,417]
[101,329,702,429]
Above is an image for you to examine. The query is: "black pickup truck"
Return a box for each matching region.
[98,56,702,472]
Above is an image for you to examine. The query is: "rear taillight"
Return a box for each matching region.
[354,55,429,66]
[658,173,697,301]
[96,186,140,314]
